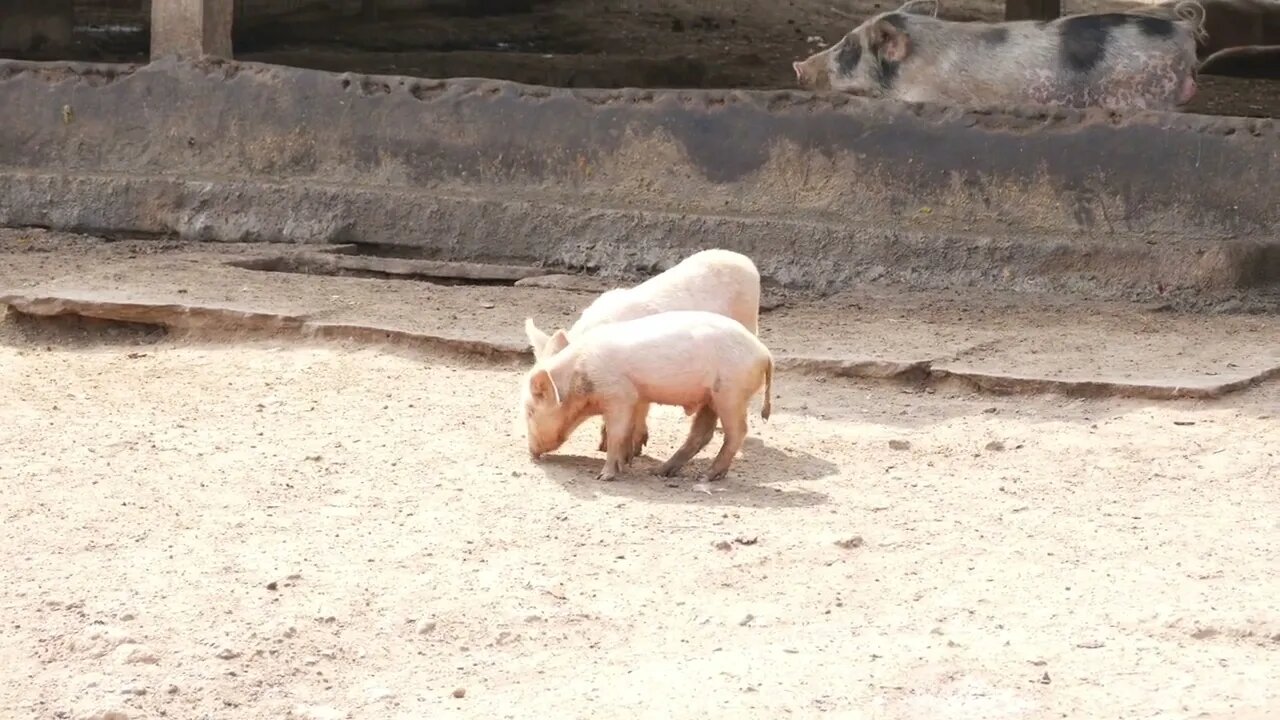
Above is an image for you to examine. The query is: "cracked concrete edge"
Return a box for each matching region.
[4,294,1277,401]
[925,366,1280,401]
[775,356,1280,400]
[0,295,530,363]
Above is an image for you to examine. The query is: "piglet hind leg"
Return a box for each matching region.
[597,406,635,482]
[656,406,718,477]
[700,403,749,483]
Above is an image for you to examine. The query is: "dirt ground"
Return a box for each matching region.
[2,335,1280,719]
[53,0,1280,118]
[3,237,1280,718]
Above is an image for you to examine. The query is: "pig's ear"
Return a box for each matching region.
[525,318,551,360]
[792,61,804,82]
[530,368,561,404]
[870,18,912,63]
[546,329,570,356]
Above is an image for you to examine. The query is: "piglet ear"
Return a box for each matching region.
[871,18,912,63]
[546,329,570,356]
[525,318,551,361]
[792,61,804,82]
[530,368,561,404]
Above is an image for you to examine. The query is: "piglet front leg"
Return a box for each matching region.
[597,405,635,482]
[625,402,650,464]
[598,414,650,460]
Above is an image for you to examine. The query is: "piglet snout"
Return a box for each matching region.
[1178,74,1197,105]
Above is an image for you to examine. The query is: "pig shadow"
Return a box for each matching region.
[535,437,836,508]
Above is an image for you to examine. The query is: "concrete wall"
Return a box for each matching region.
[0,57,1277,294]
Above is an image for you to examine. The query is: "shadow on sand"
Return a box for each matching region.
[534,436,837,508]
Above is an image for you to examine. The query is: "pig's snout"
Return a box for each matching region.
[792,57,829,90]
[528,437,554,459]
[526,429,567,459]
[1178,74,1197,105]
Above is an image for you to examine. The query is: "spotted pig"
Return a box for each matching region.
[793,2,1206,111]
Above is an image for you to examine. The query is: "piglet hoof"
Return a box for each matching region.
[654,463,680,478]
[596,469,618,482]
[697,469,728,483]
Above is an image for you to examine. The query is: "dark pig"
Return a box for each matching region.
[793,2,1206,111]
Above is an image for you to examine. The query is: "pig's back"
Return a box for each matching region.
[894,17,1060,104]
[633,250,759,323]
[586,311,768,407]
[588,310,764,365]
[570,252,760,337]
[894,13,1198,109]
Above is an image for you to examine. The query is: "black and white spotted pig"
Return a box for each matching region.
[793,3,1206,111]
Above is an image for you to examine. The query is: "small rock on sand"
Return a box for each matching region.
[834,536,865,549]
[365,687,395,702]
[72,627,135,658]
[113,644,159,665]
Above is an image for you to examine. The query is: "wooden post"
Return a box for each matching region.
[1005,0,1061,21]
[150,0,235,59]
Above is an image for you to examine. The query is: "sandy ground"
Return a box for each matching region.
[3,310,1280,718]
[2,231,1280,718]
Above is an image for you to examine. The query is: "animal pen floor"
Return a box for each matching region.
[2,231,1279,719]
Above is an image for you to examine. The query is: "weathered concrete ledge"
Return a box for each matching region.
[6,293,1277,400]
[1,295,530,361]
[1,58,1278,294]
